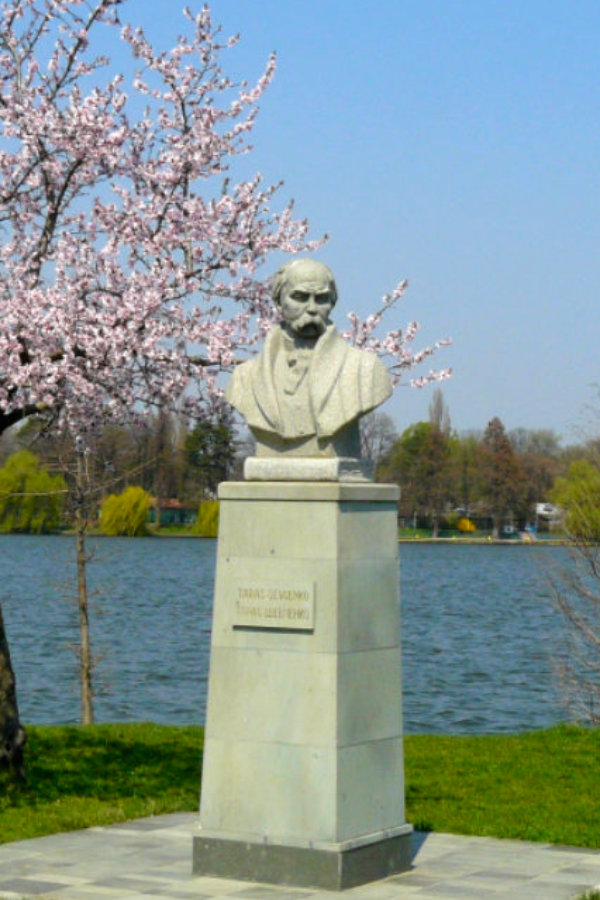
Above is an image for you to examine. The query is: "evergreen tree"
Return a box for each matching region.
[183,417,235,499]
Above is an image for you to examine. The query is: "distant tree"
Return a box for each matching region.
[551,460,600,541]
[509,428,562,524]
[139,411,183,523]
[0,424,21,465]
[100,486,151,537]
[183,416,235,498]
[0,451,66,533]
[192,500,220,537]
[420,389,454,535]
[548,540,600,724]
[428,387,451,434]
[418,424,453,537]
[230,428,255,480]
[451,432,481,518]
[88,414,183,507]
[379,422,432,525]
[478,417,524,538]
[509,428,561,459]
[93,424,144,498]
[547,434,600,723]
[361,411,398,467]
[559,437,600,474]
[380,419,454,534]
[519,449,560,502]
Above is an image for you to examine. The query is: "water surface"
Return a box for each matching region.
[0,536,567,733]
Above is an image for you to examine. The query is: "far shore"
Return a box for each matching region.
[397,535,570,545]
[0,530,573,545]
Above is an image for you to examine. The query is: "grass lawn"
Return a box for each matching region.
[405,725,599,847]
[0,722,598,848]
[0,723,202,843]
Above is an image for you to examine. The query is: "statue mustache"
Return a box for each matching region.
[291,314,328,333]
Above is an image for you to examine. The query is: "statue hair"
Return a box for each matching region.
[271,258,338,306]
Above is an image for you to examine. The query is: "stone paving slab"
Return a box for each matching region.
[0,813,598,900]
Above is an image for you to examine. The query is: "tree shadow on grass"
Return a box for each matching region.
[1,724,204,808]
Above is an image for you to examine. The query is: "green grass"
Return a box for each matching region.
[405,725,600,847]
[0,723,598,848]
[0,723,203,843]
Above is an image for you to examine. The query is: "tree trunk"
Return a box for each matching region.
[76,523,94,724]
[0,601,27,780]
[75,451,94,725]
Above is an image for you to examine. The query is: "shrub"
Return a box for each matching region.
[100,486,151,536]
[192,500,219,537]
[457,517,476,533]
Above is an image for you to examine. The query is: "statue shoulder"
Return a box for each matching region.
[225,327,278,407]
[323,330,392,401]
[344,340,389,374]
[226,355,255,405]
[352,345,393,403]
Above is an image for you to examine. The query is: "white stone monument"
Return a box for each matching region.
[193,260,412,890]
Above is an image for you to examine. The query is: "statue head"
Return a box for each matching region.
[272,258,337,340]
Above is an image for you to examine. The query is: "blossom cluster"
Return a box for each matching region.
[342,280,452,388]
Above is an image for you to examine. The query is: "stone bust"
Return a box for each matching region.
[226,258,392,460]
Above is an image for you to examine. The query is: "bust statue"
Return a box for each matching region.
[226,258,392,470]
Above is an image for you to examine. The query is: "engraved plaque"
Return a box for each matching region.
[233,580,315,631]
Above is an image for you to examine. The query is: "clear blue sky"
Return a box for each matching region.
[123,0,600,442]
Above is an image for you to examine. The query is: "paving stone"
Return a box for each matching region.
[238,889,313,895]
[0,815,598,900]
[0,878,69,895]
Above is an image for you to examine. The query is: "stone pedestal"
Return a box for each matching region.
[193,481,412,891]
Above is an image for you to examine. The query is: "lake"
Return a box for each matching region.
[0,535,570,733]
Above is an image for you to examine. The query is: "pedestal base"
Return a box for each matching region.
[196,481,411,890]
[193,827,413,891]
[244,455,374,482]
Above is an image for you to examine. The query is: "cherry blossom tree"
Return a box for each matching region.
[0,0,450,775]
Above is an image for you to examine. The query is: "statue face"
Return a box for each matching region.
[279,263,335,339]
